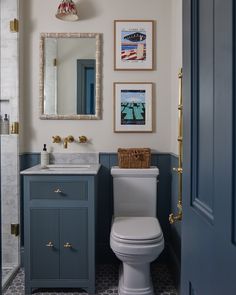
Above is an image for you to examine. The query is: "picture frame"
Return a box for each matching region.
[114,20,154,70]
[114,82,153,133]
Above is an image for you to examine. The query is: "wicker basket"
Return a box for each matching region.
[118,148,151,168]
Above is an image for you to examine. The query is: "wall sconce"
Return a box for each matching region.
[55,0,79,21]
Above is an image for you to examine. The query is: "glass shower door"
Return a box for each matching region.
[0,0,20,289]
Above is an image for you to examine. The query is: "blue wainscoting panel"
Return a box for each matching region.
[20,152,180,273]
[151,153,171,240]
[97,154,116,263]
[20,152,40,170]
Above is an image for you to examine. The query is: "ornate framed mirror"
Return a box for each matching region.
[39,33,102,120]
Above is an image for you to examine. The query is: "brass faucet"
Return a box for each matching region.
[63,135,74,149]
[52,135,87,148]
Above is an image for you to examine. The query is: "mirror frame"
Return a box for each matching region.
[39,32,102,120]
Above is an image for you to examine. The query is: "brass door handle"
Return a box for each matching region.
[46,241,54,248]
[54,188,62,193]
[63,242,72,248]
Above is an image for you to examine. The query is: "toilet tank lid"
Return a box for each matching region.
[111,166,159,177]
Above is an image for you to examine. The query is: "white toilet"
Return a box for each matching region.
[110,167,164,295]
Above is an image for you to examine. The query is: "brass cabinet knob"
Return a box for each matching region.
[46,241,54,248]
[63,242,72,248]
[54,188,62,193]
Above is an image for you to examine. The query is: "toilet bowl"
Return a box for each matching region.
[110,217,164,295]
[110,167,164,295]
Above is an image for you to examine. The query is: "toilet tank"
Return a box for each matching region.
[111,166,159,217]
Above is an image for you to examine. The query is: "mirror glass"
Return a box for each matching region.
[39,33,102,120]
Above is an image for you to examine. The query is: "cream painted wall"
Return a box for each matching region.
[20,0,179,154]
[170,0,183,155]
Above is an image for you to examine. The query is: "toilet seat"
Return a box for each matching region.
[110,217,164,256]
[111,217,163,241]
[111,235,162,245]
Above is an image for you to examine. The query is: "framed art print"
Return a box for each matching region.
[114,82,153,132]
[114,20,154,70]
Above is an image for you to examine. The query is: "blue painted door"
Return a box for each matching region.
[182,0,236,294]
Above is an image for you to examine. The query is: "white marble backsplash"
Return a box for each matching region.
[49,152,99,164]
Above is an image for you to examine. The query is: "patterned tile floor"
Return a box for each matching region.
[4,263,178,295]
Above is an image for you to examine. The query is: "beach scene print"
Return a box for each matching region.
[121,30,146,61]
[120,90,146,125]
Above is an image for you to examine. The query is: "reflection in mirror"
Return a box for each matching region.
[39,33,102,120]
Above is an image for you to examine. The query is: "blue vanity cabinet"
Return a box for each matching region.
[23,175,97,295]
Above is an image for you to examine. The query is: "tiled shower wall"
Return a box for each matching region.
[1,0,20,268]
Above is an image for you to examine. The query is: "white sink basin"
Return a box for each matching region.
[46,164,91,170]
[47,164,91,168]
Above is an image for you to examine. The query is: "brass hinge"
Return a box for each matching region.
[10,19,19,33]
[11,224,20,237]
[11,122,19,134]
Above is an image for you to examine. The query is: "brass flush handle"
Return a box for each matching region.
[64,242,72,248]
[54,188,62,193]
[46,241,54,248]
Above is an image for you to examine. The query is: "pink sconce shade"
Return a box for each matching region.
[56,0,79,21]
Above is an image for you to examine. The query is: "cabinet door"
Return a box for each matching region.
[60,208,88,279]
[30,209,60,279]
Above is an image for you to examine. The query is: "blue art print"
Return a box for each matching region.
[120,90,146,125]
[121,30,147,61]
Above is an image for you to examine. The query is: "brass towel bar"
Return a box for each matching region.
[169,68,183,224]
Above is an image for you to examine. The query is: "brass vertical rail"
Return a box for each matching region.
[169,68,183,224]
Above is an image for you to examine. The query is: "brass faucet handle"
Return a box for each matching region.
[66,135,74,143]
[52,135,61,143]
[79,135,87,143]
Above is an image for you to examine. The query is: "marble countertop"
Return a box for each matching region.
[20,164,101,175]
